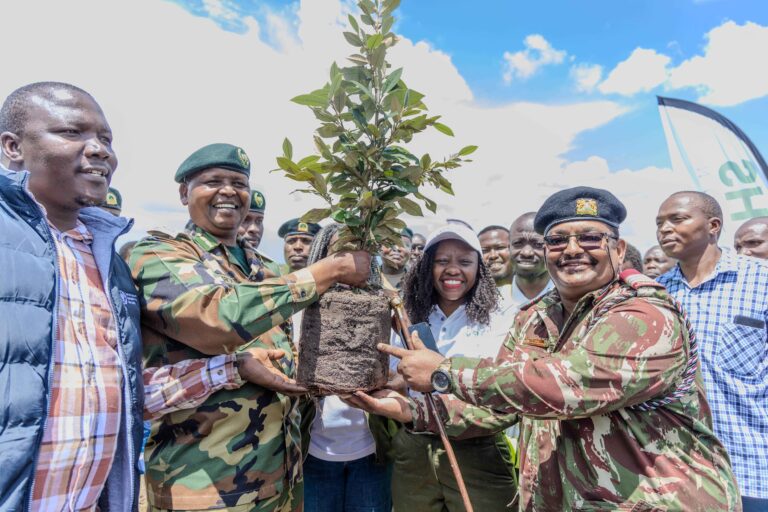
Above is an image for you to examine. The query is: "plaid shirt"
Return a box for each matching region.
[32,221,122,511]
[658,248,768,499]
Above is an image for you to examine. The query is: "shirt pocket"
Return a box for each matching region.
[716,321,767,378]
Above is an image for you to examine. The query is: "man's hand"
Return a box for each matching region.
[236,348,307,396]
[331,250,371,287]
[378,331,446,392]
[341,389,413,423]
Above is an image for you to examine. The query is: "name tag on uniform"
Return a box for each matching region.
[523,338,548,348]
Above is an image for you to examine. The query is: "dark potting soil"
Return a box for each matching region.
[298,287,391,395]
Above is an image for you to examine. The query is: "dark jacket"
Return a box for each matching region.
[0,166,144,511]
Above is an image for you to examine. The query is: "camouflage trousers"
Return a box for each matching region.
[391,430,517,512]
[149,480,303,512]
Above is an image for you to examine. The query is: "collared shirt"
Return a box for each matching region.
[658,248,768,499]
[32,221,122,512]
[130,222,317,509]
[496,277,553,318]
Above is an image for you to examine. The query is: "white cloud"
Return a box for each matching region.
[1,0,686,260]
[598,48,671,95]
[571,63,603,92]
[668,21,768,106]
[502,34,567,84]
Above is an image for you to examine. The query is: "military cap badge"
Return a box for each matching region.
[298,222,309,232]
[237,147,250,168]
[106,191,119,207]
[254,194,264,208]
[575,198,598,216]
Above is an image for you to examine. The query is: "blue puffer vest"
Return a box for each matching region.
[0,166,144,511]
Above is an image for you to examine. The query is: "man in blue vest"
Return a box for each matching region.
[0,81,305,511]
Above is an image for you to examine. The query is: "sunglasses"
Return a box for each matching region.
[542,232,617,251]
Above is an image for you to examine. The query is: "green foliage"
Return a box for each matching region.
[275,0,474,254]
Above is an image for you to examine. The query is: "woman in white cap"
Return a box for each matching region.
[348,221,519,511]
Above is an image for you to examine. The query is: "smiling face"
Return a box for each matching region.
[239,211,264,249]
[655,194,721,262]
[479,229,512,282]
[410,234,426,263]
[509,215,548,280]
[180,167,250,245]
[545,220,625,303]
[431,239,479,314]
[734,219,768,260]
[1,88,117,217]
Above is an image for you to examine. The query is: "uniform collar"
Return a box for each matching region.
[184,220,264,280]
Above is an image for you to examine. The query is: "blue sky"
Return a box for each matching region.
[170,0,768,173]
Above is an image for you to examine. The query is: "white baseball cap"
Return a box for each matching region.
[424,221,482,255]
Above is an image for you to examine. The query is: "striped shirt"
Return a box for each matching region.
[658,248,768,499]
[32,221,122,511]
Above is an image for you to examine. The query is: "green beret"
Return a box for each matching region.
[175,143,251,183]
[249,190,266,213]
[401,227,414,240]
[278,218,321,238]
[534,186,627,235]
[101,187,122,211]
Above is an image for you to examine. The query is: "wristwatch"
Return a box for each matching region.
[430,368,452,394]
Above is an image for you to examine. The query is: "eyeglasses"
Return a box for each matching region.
[542,232,617,251]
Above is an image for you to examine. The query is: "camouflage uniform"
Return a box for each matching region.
[130,222,317,510]
[412,273,741,511]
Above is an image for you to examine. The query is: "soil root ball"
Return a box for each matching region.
[298,288,391,395]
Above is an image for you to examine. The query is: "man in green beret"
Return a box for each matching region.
[279,218,320,274]
[380,227,413,290]
[129,143,372,512]
[239,189,282,277]
[99,186,122,216]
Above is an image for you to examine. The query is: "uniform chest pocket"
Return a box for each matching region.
[716,321,767,378]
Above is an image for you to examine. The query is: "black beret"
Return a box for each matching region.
[175,143,251,183]
[101,187,122,211]
[278,218,321,238]
[534,186,627,235]
[249,190,266,213]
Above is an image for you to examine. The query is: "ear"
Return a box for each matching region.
[179,182,189,206]
[615,238,627,266]
[708,217,723,240]
[0,132,23,169]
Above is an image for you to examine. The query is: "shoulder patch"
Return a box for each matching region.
[619,269,665,290]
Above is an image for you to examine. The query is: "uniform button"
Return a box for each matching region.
[300,290,306,298]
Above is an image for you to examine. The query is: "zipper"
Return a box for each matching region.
[25,195,60,512]
[103,225,137,510]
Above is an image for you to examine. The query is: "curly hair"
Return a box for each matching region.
[403,244,500,326]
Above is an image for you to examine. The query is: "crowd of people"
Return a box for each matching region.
[1,81,767,512]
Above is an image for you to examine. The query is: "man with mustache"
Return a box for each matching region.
[279,218,321,273]
[362,186,740,511]
[0,83,306,512]
[656,191,768,511]
[129,143,371,512]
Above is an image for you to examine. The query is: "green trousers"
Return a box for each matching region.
[391,430,518,512]
[149,480,303,512]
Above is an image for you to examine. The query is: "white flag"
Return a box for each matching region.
[658,96,768,241]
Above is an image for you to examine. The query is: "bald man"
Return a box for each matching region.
[656,191,768,510]
[734,217,768,260]
[643,245,676,278]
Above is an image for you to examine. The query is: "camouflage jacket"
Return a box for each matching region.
[415,273,741,511]
[129,223,317,509]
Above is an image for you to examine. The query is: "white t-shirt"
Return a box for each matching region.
[497,277,553,321]
[307,396,377,462]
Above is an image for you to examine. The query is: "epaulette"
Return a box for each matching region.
[619,269,666,298]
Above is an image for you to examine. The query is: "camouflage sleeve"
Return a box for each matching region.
[408,392,519,440]
[130,237,317,354]
[446,298,687,419]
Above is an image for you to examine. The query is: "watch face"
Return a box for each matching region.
[432,370,451,391]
